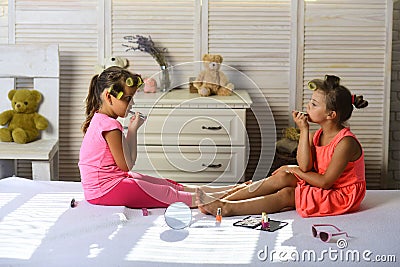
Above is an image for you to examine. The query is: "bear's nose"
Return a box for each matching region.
[16,103,21,108]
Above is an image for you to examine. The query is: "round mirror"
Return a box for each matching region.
[164,202,192,230]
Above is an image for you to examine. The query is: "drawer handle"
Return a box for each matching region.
[202,163,222,168]
[202,126,222,130]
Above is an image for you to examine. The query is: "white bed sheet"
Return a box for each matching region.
[0,177,399,266]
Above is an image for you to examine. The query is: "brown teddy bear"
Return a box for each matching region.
[193,54,234,97]
[0,89,48,144]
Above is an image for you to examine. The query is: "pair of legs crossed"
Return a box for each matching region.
[89,172,248,208]
[197,169,298,216]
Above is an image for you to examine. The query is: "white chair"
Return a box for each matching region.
[0,44,59,181]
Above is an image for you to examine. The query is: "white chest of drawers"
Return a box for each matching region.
[125,89,252,184]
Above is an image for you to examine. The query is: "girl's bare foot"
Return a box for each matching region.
[196,188,229,216]
[197,204,209,214]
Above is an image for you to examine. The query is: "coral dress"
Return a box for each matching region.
[295,128,366,218]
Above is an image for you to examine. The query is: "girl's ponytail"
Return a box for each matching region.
[352,94,368,109]
[82,74,101,134]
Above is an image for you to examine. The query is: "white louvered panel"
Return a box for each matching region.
[111,0,199,87]
[208,0,291,180]
[0,0,8,43]
[13,0,98,181]
[14,79,34,178]
[302,0,390,188]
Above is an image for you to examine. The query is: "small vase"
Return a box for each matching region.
[159,65,171,92]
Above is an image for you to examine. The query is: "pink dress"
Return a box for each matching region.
[78,112,192,208]
[295,128,366,217]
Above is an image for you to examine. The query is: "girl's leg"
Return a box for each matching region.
[197,187,295,216]
[89,178,195,208]
[182,181,251,194]
[129,171,245,195]
[134,178,196,207]
[129,172,184,190]
[129,172,246,203]
[223,171,297,201]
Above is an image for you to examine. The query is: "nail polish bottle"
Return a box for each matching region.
[216,208,222,223]
[261,212,269,229]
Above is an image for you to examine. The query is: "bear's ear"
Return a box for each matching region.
[31,90,43,103]
[215,55,223,63]
[202,54,211,61]
[8,89,17,101]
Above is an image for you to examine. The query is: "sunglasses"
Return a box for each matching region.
[312,224,349,242]
[107,75,144,100]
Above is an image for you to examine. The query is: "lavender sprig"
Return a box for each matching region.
[123,35,168,67]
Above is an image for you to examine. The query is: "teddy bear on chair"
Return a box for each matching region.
[193,54,234,97]
[0,89,48,144]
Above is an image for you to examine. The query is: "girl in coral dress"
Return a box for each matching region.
[197,75,369,217]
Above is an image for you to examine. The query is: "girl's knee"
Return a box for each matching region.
[272,171,297,188]
[278,187,295,206]
[280,186,295,195]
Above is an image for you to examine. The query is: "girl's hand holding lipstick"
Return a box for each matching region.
[129,110,147,120]
[292,110,309,130]
[128,111,146,131]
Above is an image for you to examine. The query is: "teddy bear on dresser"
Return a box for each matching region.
[0,89,48,144]
[193,54,234,97]
[94,56,129,74]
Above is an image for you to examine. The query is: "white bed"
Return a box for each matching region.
[0,177,399,266]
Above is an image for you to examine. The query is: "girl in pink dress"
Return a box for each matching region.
[197,75,368,217]
[78,66,244,209]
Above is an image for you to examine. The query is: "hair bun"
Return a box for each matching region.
[354,95,368,109]
[324,75,341,89]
